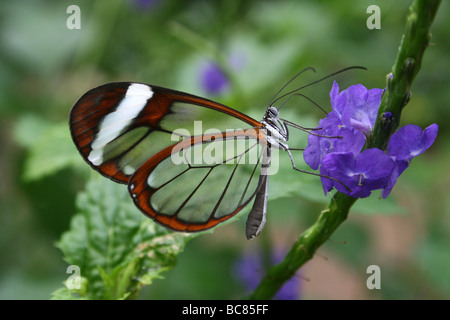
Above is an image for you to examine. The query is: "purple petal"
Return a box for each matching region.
[347,84,369,105]
[303,114,338,170]
[322,152,355,173]
[348,184,372,198]
[341,86,382,136]
[332,126,366,155]
[321,111,341,131]
[355,148,395,180]
[422,123,439,152]
[321,152,357,194]
[321,149,394,198]
[331,87,349,119]
[388,124,439,161]
[320,165,335,195]
[382,124,438,197]
[303,112,365,171]
[423,124,439,150]
[304,138,327,170]
[329,82,382,137]
[382,160,409,198]
[329,81,341,114]
[303,130,324,170]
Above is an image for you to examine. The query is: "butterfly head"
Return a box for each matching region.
[264,106,279,120]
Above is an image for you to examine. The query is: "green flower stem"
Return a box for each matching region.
[247,0,441,300]
[369,0,442,150]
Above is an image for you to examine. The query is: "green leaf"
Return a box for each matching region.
[50,277,89,300]
[53,177,197,300]
[13,114,51,148]
[14,116,81,181]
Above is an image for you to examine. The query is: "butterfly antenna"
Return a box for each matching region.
[268,67,316,108]
[271,66,367,107]
[277,92,328,115]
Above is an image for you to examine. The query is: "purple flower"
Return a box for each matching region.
[233,251,263,291]
[382,124,439,198]
[304,81,438,199]
[233,248,301,300]
[322,149,394,198]
[199,61,230,95]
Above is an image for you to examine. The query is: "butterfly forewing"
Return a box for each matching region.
[70,82,260,183]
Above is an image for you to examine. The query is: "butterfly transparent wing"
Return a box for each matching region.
[129,131,266,232]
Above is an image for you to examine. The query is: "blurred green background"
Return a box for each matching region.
[0,0,448,299]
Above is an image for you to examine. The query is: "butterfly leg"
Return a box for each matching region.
[280,143,351,192]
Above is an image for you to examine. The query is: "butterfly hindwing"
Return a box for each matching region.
[129,130,266,232]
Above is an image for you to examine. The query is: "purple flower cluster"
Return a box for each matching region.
[304,81,438,199]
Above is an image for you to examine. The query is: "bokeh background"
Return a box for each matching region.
[0,0,448,299]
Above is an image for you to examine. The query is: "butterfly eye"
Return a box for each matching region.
[267,106,279,117]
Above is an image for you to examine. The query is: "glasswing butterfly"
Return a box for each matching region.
[69,67,361,239]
